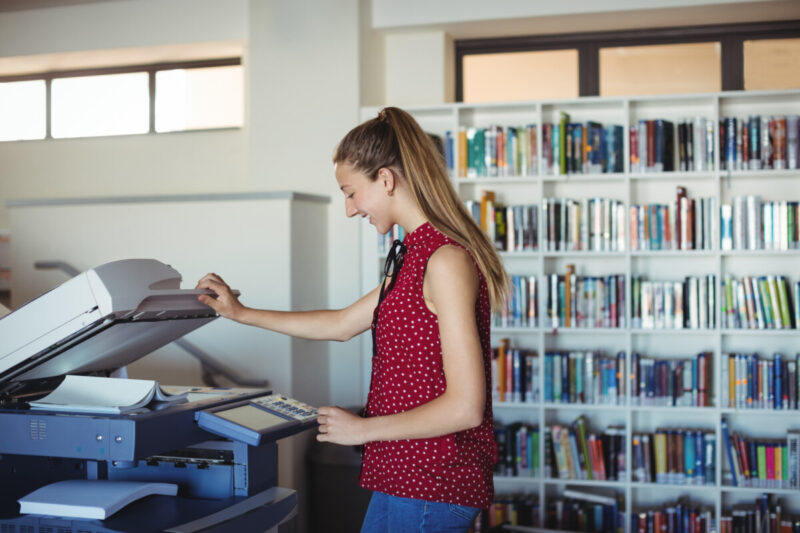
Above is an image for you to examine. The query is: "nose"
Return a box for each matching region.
[345,203,358,218]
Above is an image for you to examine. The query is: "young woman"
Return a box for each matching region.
[196,107,509,532]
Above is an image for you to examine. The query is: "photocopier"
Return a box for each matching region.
[0,258,319,533]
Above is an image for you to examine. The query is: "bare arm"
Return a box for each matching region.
[317,245,486,444]
[195,273,381,342]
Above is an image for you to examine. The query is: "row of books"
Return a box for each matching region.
[466,191,539,252]
[546,268,626,329]
[721,197,800,251]
[722,419,800,489]
[441,113,800,179]
[632,498,716,533]
[632,429,716,486]
[544,489,623,532]
[631,352,712,407]
[477,494,539,530]
[473,193,793,253]
[720,493,800,533]
[495,350,799,410]
[480,494,798,533]
[494,422,540,477]
[631,275,717,330]
[630,189,715,251]
[543,197,626,252]
[543,351,625,406]
[721,275,798,330]
[494,275,537,328]
[491,341,538,404]
[721,115,800,171]
[547,416,626,482]
[722,353,800,410]
[630,117,716,173]
[544,116,625,175]
[450,125,538,178]
[380,197,799,255]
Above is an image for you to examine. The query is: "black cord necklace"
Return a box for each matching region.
[372,239,406,358]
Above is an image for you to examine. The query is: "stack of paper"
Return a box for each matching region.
[28,375,187,414]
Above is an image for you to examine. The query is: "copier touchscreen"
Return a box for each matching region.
[214,404,289,431]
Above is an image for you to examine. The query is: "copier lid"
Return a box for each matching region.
[0,259,217,386]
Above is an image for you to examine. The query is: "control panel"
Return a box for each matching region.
[195,393,318,446]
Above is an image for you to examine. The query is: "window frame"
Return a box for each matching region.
[0,57,241,139]
[455,20,800,101]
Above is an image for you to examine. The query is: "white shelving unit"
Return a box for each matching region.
[360,90,800,532]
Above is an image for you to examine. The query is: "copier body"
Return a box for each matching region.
[0,259,311,533]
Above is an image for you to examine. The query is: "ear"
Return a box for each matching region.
[378,168,396,196]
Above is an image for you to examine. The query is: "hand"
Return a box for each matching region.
[195,273,246,322]
[316,406,366,446]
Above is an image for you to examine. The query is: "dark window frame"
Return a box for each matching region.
[0,57,241,138]
[455,20,800,101]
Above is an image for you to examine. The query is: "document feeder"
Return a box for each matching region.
[0,258,318,532]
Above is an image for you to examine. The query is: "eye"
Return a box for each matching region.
[347,193,355,199]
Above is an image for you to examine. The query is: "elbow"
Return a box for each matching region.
[464,409,484,430]
[455,403,484,431]
[334,330,355,342]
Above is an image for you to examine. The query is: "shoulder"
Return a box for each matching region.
[426,244,478,289]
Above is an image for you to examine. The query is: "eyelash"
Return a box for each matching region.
[347,193,354,199]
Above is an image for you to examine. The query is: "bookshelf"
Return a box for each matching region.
[360,89,800,533]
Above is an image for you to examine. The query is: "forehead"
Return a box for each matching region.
[335,162,368,188]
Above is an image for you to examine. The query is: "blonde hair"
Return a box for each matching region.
[334,107,510,311]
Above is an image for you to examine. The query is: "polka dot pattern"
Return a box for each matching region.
[360,222,495,508]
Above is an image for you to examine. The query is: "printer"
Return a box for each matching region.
[0,258,318,533]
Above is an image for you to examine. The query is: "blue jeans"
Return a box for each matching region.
[360,491,480,533]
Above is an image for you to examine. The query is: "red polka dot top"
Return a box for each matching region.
[360,221,495,508]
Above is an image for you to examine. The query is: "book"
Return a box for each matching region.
[28,375,188,414]
[18,479,177,519]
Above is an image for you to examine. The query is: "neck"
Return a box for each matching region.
[398,212,428,236]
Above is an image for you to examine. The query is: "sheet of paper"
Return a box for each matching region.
[28,375,157,413]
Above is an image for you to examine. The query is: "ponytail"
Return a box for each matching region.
[334,107,510,311]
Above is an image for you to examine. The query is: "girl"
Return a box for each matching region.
[197,107,509,532]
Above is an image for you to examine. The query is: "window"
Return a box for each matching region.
[456,21,800,101]
[0,80,46,141]
[0,58,242,142]
[744,37,800,90]
[462,50,578,103]
[599,42,721,97]
[52,73,149,138]
[155,65,244,132]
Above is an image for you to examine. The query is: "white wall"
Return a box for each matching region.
[385,30,453,105]
[0,0,247,55]
[0,5,363,529]
[246,0,363,408]
[0,0,365,409]
[359,0,386,107]
[372,0,800,37]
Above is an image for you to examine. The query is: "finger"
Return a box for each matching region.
[197,273,226,288]
[196,273,219,286]
[197,294,220,310]
[316,433,328,442]
[317,406,331,416]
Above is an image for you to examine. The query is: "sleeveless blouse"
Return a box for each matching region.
[360,222,495,508]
